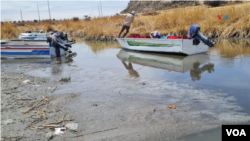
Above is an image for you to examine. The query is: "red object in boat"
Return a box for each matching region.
[167,36,176,39]
[167,36,188,39]
[129,34,150,38]
[142,36,151,38]
[175,36,188,39]
[129,34,140,38]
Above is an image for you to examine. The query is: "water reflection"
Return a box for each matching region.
[121,61,139,77]
[117,49,214,81]
[1,58,51,64]
[84,41,121,54]
[190,62,214,81]
[1,52,77,65]
[1,53,77,77]
[210,39,250,58]
[51,52,77,74]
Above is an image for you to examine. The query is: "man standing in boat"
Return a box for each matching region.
[116,11,135,38]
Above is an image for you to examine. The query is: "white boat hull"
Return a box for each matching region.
[116,38,208,55]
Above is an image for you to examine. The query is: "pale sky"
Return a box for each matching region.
[1,0,130,22]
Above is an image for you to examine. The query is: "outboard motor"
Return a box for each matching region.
[189,25,214,47]
[59,32,68,42]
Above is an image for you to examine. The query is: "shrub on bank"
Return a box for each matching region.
[72,17,79,22]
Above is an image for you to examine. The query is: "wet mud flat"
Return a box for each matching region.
[1,62,250,141]
[1,63,79,141]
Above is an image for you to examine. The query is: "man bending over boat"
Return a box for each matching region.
[116,11,135,38]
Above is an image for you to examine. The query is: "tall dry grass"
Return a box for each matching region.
[1,22,19,39]
[1,22,54,39]
[1,3,250,40]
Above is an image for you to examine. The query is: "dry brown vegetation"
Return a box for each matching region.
[1,3,250,40]
[142,10,160,16]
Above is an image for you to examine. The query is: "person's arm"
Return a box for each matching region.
[132,16,135,22]
[116,13,128,18]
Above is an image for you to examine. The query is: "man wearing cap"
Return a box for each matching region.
[116,11,135,38]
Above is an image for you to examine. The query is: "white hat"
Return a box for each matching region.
[131,11,136,16]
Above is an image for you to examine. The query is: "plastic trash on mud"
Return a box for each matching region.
[65,122,78,131]
[54,127,66,135]
[4,119,14,125]
[22,80,31,83]
[168,105,176,109]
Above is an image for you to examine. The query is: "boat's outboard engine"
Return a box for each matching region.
[59,32,68,42]
[189,25,214,47]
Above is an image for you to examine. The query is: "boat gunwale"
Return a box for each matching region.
[117,38,186,41]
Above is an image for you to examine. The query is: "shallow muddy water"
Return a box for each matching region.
[1,39,250,141]
[73,39,250,141]
[72,39,250,109]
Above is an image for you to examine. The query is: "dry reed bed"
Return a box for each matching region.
[1,23,54,39]
[1,3,250,40]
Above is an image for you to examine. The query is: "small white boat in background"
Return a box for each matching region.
[117,49,213,74]
[19,30,47,36]
[19,35,47,40]
[19,30,48,40]
[116,38,209,55]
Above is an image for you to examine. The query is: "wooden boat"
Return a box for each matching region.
[116,49,212,73]
[116,38,209,55]
[1,40,67,59]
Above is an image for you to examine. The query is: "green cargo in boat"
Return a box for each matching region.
[127,41,180,47]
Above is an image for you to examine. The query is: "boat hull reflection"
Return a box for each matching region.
[117,49,210,73]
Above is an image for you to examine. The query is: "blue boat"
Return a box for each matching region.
[1,40,66,59]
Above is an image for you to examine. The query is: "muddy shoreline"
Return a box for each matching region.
[1,60,250,141]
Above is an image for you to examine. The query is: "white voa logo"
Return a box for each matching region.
[226,129,246,136]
